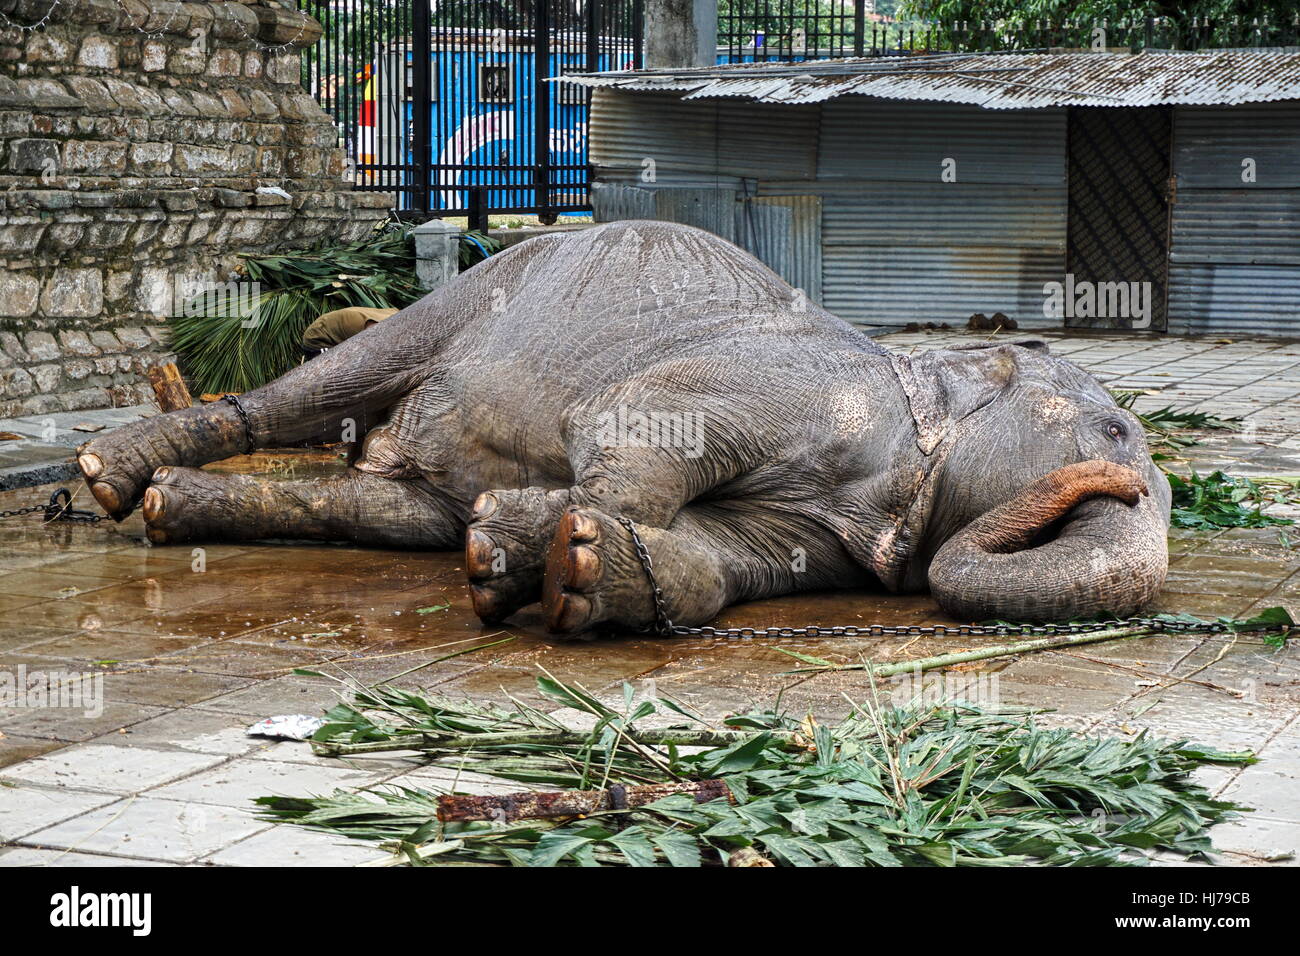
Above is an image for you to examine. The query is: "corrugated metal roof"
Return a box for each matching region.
[561,50,1300,110]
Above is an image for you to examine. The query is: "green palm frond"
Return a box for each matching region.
[168,224,440,395]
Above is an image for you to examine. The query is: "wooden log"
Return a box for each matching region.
[728,848,774,867]
[436,778,733,823]
[147,363,193,412]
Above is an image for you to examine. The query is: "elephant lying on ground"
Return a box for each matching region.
[77,221,1170,636]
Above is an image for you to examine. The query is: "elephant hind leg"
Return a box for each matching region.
[141,467,463,548]
[79,403,252,519]
[541,503,866,638]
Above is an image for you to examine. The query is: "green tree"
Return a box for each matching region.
[899,0,1295,25]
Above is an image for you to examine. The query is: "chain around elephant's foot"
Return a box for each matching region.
[541,506,657,638]
[465,486,572,623]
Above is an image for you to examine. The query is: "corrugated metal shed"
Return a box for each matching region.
[589,89,818,182]
[564,50,1300,111]
[1168,102,1300,336]
[580,50,1300,337]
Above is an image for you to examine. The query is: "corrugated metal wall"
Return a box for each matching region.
[589,90,1067,329]
[1168,103,1300,336]
[768,99,1067,327]
[589,89,819,183]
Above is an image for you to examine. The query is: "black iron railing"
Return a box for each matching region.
[298,0,642,220]
[718,6,1300,62]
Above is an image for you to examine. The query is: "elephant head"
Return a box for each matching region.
[891,341,1170,623]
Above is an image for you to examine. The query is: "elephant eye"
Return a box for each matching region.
[1107,422,1125,439]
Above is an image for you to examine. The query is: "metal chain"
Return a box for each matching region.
[617,517,1285,641]
[0,488,102,524]
[223,393,255,454]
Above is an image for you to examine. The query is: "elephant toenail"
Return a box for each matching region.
[89,481,122,515]
[471,492,498,520]
[78,453,103,479]
[142,487,164,522]
[566,545,601,589]
[465,530,496,577]
[153,466,172,483]
[547,592,592,633]
[568,512,599,543]
[146,526,168,545]
[469,583,506,622]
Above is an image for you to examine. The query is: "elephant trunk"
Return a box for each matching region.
[927,461,1168,622]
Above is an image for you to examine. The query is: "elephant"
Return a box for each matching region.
[76,220,1170,637]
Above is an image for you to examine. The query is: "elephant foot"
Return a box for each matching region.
[465,486,572,623]
[78,429,166,521]
[78,404,246,521]
[141,466,233,544]
[541,506,656,638]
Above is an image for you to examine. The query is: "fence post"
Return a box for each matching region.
[413,219,461,291]
[410,0,432,214]
[534,0,554,225]
[853,0,864,56]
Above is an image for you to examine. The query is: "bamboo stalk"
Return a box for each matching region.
[784,625,1159,676]
[313,728,804,757]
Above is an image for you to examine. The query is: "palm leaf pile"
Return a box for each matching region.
[1169,470,1297,532]
[169,225,500,395]
[256,674,1250,867]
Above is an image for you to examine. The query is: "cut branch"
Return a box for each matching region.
[781,625,1161,675]
[437,779,733,823]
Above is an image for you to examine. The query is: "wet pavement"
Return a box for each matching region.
[1,328,1298,866]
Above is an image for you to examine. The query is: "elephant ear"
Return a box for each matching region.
[890,347,1019,455]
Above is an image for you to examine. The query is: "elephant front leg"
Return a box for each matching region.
[465,486,574,622]
[542,504,861,639]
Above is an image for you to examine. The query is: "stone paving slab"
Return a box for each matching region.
[17,797,270,863]
[0,329,1298,866]
[0,404,155,491]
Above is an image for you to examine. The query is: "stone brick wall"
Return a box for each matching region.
[0,0,392,416]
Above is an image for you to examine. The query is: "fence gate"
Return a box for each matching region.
[299,0,643,221]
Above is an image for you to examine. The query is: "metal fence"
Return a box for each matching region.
[298,0,643,222]
[718,4,1300,63]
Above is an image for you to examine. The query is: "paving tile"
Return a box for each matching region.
[1206,817,1300,866]
[202,823,390,866]
[0,847,177,866]
[194,676,344,717]
[0,733,65,769]
[0,697,169,743]
[147,757,394,809]
[105,707,274,757]
[0,783,118,841]
[10,630,214,664]
[18,796,270,863]
[0,743,225,793]
[92,667,255,708]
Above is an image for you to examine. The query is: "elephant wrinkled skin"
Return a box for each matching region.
[77,221,1170,637]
